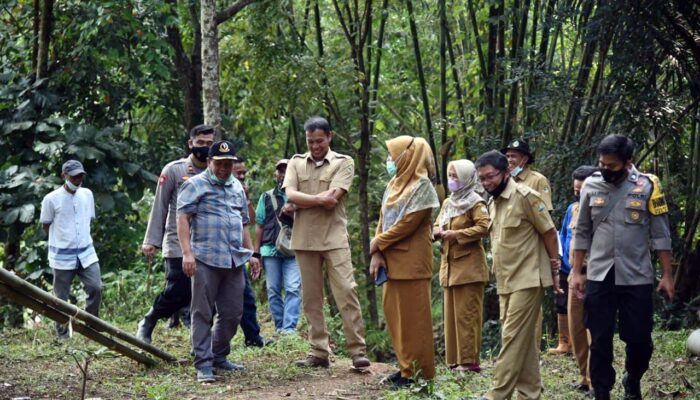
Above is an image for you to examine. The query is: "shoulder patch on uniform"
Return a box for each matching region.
[644,173,668,215]
[542,186,550,193]
[480,205,488,214]
[159,175,167,183]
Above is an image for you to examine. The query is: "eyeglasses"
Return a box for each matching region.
[478,171,503,183]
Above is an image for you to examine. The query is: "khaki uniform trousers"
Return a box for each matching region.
[295,249,366,359]
[568,280,591,386]
[444,282,485,365]
[383,278,435,379]
[488,286,544,400]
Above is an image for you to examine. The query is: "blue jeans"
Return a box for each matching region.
[240,268,262,344]
[263,256,301,332]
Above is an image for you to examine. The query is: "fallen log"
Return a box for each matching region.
[0,282,156,367]
[0,267,176,363]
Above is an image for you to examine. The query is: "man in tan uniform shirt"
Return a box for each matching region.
[283,116,370,369]
[502,138,553,211]
[472,151,561,400]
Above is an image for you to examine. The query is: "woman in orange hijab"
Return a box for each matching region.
[370,136,440,388]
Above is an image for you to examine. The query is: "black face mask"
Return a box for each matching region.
[601,168,626,183]
[192,146,209,162]
[574,193,581,202]
[487,175,509,198]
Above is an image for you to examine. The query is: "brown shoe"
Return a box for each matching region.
[351,354,370,368]
[294,355,330,368]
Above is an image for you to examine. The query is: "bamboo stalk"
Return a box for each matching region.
[0,283,156,367]
[0,267,176,363]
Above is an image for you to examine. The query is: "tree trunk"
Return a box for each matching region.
[201,0,221,132]
[36,0,54,80]
[406,0,441,184]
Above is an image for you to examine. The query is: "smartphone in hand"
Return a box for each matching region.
[375,266,388,286]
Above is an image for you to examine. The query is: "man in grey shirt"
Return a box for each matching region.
[136,125,214,344]
[571,134,674,400]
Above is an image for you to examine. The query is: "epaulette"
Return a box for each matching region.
[290,153,306,159]
[333,153,351,159]
[516,183,532,196]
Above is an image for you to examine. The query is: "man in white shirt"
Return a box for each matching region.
[40,160,102,339]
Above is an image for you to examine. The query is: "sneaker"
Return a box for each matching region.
[213,360,244,372]
[622,373,642,400]
[351,354,371,369]
[294,355,330,368]
[196,367,215,383]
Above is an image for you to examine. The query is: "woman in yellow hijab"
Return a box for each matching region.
[370,136,439,388]
[434,159,490,373]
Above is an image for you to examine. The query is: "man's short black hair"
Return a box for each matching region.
[303,116,331,134]
[190,124,215,139]
[475,150,509,172]
[572,165,597,181]
[597,134,635,162]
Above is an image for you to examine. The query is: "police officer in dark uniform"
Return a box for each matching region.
[571,134,674,400]
[136,125,214,343]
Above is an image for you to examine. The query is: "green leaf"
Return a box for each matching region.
[122,162,140,175]
[3,121,33,134]
[19,203,35,223]
[2,208,19,225]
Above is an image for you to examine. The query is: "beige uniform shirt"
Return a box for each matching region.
[514,168,553,211]
[283,150,354,251]
[489,179,555,294]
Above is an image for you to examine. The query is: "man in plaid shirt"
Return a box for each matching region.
[177,140,261,383]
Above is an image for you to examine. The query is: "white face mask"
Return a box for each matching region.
[65,179,80,191]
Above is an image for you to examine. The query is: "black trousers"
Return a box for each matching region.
[150,257,192,320]
[555,271,569,314]
[584,266,654,392]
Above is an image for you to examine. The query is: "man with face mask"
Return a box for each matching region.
[177,140,261,382]
[471,150,561,400]
[254,159,301,334]
[571,135,674,400]
[136,124,214,344]
[501,138,553,211]
[40,160,102,340]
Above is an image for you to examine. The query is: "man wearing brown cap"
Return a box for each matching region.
[40,160,102,340]
[254,159,301,334]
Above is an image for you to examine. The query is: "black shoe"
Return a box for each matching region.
[570,382,591,392]
[167,313,180,329]
[593,387,611,400]
[389,376,415,390]
[622,373,642,400]
[245,336,274,348]
[380,371,402,385]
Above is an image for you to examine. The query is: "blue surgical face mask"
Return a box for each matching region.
[386,160,397,177]
[209,170,233,185]
[65,180,80,191]
[511,166,523,177]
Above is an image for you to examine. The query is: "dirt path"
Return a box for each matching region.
[213,360,396,400]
